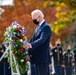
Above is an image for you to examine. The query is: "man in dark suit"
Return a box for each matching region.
[23,9,52,75]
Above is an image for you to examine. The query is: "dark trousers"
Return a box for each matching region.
[54,65,62,75]
[75,66,76,75]
[72,66,76,75]
[31,64,36,75]
[62,67,65,75]
[23,64,36,75]
[0,62,11,75]
[31,64,50,75]
[65,66,72,75]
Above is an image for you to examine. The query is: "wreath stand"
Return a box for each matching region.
[0,44,31,75]
[0,44,21,75]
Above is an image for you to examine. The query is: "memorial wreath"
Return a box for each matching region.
[4,21,29,74]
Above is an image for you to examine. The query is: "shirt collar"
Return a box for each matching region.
[39,20,45,27]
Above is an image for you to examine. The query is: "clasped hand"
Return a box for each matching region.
[23,42,31,49]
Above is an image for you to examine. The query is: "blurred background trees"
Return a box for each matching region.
[0,0,76,47]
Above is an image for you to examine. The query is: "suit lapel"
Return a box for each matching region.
[36,21,46,36]
[33,21,46,40]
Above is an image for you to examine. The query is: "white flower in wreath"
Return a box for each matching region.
[6,27,10,31]
[21,59,24,63]
[8,27,12,31]
[5,32,7,35]
[20,39,23,42]
[26,51,28,54]
[6,28,8,31]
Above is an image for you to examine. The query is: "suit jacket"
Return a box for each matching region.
[28,21,52,64]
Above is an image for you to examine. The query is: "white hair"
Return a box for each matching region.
[31,9,44,18]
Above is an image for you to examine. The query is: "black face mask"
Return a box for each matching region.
[67,49,70,53]
[33,19,39,25]
[57,44,60,46]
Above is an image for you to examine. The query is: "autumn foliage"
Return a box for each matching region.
[0,0,56,44]
[0,0,76,44]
